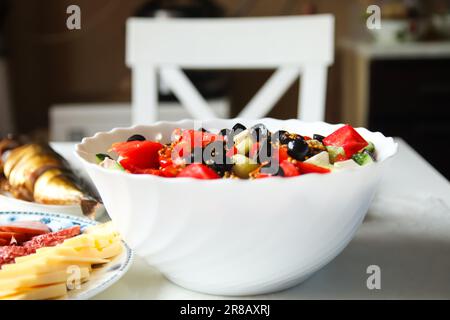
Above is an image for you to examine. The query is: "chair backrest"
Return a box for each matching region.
[126,15,334,124]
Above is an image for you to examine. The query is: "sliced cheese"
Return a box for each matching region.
[0,267,90,293]
[14,247,79,264]
[1,283,67,300]
[60,234,97,249]
[0,258,92,279]
[77,241,123,259]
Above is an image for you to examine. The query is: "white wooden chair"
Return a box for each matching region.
[126,15,334,124]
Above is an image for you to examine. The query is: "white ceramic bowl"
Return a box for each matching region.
[75,118,397,296]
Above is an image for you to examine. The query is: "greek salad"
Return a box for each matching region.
[96,124,376,180]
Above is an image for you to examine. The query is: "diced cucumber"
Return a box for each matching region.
[364,141,375,153]
[231,154,258,179]
[352,150,374,166]
[326,146,346,164]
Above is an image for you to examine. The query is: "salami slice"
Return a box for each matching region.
[23,225,80,250]
[0,246,31,266]
[0,221,51,236]
[0,231,32,244]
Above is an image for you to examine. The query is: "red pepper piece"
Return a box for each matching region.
[279,160,300,177]
[323,125,368,159]
[112,140,163,171]
[296,161,331,174]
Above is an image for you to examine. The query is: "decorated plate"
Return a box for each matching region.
[0,211,133,300]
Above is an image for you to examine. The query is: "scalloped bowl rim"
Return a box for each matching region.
[74,118,398,184]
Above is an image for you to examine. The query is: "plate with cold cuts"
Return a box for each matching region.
[0,211,133,300]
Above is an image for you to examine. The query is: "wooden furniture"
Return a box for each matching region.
[126,15,334,124]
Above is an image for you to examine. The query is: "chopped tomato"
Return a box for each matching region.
[158,147,174,168]
[279,160,300,177]
[296,161,331,174]
[160,165,179,178]
[323,125,368,159]
[177,164,220,179]
[272,145,289,163]
[132,168,161,176]
[181,130,223,149]
[112,140,163,171]
[303,136,312,141]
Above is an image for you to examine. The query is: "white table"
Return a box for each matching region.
[48,140,450,298]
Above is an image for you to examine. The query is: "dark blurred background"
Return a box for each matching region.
[0,0,449,178]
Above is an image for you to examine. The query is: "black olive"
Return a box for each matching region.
[232,123,246,132]
[127,134,146,142]
[260,161,284,176]
[313,134,325,143]
[250,123,269,142]
[219,128,231,137]
[287,138,309,161]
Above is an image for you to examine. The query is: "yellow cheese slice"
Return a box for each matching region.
[61,232,119,250]
[14,247,79,264]
[77,241,123,259]
[60,234,96,249]
[16,239,121,264]
[0,258,92,279]
[0,267,90,292]
[0,283,67,300]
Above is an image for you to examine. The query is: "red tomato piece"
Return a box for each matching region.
[177,164,220,180]
[158,147,174,168]
[112,140,163,171]
[279,160,300,177]
[322,125,368,159]
[272,145,289,163]
[181,130,222,149]
[133,168,161,176]
[160,165,179,178]
[296,161,331,174]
